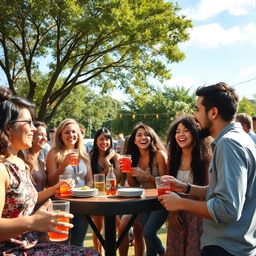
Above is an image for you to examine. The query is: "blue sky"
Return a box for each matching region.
[114,0,256,101]
[163,0,256,100]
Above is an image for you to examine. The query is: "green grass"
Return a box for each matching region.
[84,224,167,256]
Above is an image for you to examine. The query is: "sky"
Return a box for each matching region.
[114,0,256,101]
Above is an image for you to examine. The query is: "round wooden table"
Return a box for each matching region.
[58,188,163,256]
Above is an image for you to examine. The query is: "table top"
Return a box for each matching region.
[58,188,163,215]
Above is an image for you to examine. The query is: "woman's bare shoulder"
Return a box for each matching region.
[156,149,167,158]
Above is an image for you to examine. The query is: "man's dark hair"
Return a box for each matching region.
[196,82,239,121]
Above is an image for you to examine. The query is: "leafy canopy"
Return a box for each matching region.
[0,0,192,122]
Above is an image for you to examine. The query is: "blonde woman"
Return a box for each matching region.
[47,118,93,246]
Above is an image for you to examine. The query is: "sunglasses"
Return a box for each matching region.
[9,120,34,128]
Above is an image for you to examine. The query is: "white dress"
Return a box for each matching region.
[176,170,193,183]
[63,159,88,187]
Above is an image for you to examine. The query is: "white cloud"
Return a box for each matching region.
[165,76,201,92]
[243,23,256,44]
[184,0,256,21]
[236,66,256,80]
[185,22,256,49]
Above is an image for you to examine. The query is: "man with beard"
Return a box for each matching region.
[159,82,256,256]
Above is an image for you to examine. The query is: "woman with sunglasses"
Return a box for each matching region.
[0,87,98,256]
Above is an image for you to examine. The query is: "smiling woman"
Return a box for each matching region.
[164,115,211,256]
[119,123,168,256]
[89,128,121,255]
[0,87,98,255]
[46,118,94,247]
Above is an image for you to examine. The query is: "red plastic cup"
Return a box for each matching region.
[155,176,170,196]
[120,155,132,173]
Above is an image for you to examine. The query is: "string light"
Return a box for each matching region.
[117,113,171,119]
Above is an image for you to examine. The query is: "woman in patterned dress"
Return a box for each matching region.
[0,87,98,256]
[161,115,211,256]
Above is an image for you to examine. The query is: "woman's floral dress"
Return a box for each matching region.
[166,171,203,256]
[0,161,99,256]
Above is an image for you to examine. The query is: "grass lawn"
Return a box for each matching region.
[84,224,167,256]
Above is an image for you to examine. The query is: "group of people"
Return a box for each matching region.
[0,82,256,256]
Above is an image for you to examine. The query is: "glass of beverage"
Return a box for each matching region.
[48,200,70,242]
[120,155,132,173]
[68,149,78,166]
[94,174,105,195]
[59,174,75,196]
[155,176,170,196]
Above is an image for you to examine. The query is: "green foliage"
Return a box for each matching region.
[0,0,192,122]
[112,86,195,140]
[46,85,121,137]
[238,97,256,116]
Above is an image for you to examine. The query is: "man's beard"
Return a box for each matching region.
[199,128,211,139]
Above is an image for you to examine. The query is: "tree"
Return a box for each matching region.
[112,86,195,139]
[0,0,192,122]
[238,97,256,116]
[45,84,121,137]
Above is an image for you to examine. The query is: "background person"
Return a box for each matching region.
[236,112,256,143]
[23,121,49,241]
[116,133,125,154]
[46,118,93,247]
[0,87,98,256]
[252,116,256,132]
[159,82,256,256]
[165,115,211,256]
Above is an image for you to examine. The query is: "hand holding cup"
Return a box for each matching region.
[47,200,72,242]
[68,149,79,166]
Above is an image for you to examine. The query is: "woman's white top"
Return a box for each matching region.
[63,159,88,187]
[177,170,193,184]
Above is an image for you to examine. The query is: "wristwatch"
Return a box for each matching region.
[185,183,191,194]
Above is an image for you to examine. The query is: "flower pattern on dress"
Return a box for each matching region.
[0,160,99,256]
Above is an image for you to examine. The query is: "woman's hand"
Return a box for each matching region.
[130,167,145,178]
[61,153,77,169]
[158,192,183,212]
[105,149,116,164]
[30,200,74,233]
[161,175,186,193]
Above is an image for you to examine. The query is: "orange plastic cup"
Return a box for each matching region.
[48,200,70,242]
[68,149,78,166]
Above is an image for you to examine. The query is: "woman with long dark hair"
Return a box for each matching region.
[90,128,121,255]
[90,128,121,177]
[0,87,98,255]
[119,123,168,256]
[23,121,49,241]
[163,115,211,256]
